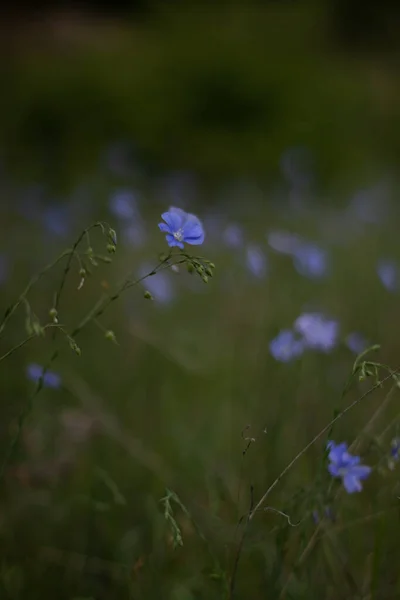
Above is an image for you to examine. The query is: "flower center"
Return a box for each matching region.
[173,229,184,242]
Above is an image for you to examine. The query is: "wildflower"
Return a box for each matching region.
[377,260,398,292]
[42,205,71,237]
[267,230,301,255]
[158,207,204,249]
[246,245,268,278]
[345,332,368,354]
[109,190,138,220]
[294,312,339,352]
[388,438,400,471]
[26,363,61,389]
[327,441,371,493]
[223,224,244,248]
[269,329,305,362]
[292,244,328,279]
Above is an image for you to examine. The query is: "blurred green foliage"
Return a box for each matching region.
[1,2,399,188]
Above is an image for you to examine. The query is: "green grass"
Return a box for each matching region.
[1,195,400,599]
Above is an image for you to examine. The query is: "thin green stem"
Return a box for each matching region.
[249,368,399,521]
[0,252,183,482]
[0,324,62,363]
[0,249,72,337]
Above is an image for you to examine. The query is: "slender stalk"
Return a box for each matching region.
[249,369,398,521]
[0,252,184,482]
[0,249,72,337]
[0,323,62,363]
[228,368,398,598]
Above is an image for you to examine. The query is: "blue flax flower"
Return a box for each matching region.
[377,259,399,292]
[269,329,305,362]
[26,363,61,389]
[292,243,328,279]
[294,312,339,352]
[327,441,371,493]
[158,207,204,249]
[246,245,268,279]
[345,332,368,354]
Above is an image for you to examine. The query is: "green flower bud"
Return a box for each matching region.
[105,330,117,343]
[49,307,59,323]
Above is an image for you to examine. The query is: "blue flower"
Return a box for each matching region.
[345,332,368,354]
[292,244,328,279]
[391,438,400,460]
[294,312,339,352]
[42,205,71,237]
[377,260,399,292]
[109,190,138,220]
[246,245,268,279]
[223,224,244,248]
[327,441,371,493]
[158,207,204,249]
[269,329,305,362]
[26,363,61,389]
[267,230,301,255]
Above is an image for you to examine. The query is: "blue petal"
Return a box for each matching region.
[328,463,340,477]
[162,209,185,232]
[158,222,172,233]
[184,232,205,245]
[182,217,203,238]
[327,441,348,464]
[343,472,363,493]
[349,465,371,480]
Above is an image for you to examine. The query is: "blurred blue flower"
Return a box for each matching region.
[158,207,204,249]
[267,230,301,255]
[391,438,400,460]
[269,329,305,362]
[0,254,9,285]
[109,190,138,220]
[42,205,71,237]
[26,363,61,389]
[292,244,328,279]
[377,260,399,292]
[223,224,244,248]
[348,184,388,224]
[294,312,339,352]
[345,332,368,354]
[246,245,267,278]
[327,441,371,493]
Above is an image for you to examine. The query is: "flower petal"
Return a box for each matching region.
[343,472,363,493]
[328,463,340,477]
[349,465,371,480]
[327,441,348,464]
[162,209,185,232]
[185,232,205,245]
[158,222,171,233]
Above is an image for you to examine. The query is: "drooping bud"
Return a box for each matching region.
[49,307,59,324]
